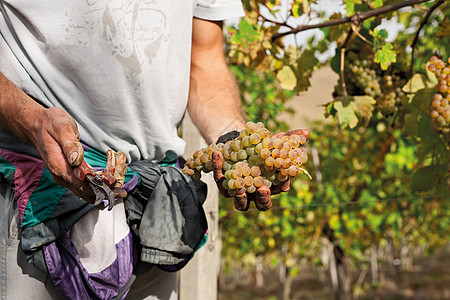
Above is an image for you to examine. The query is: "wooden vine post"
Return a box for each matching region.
[179,113,221,300]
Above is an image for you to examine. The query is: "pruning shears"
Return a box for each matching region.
[73,150,128,210]
[74,160,116,210]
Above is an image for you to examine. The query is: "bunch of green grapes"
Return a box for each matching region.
[427,56,450,135]
[348,60,407,115]
[182,122,311,196]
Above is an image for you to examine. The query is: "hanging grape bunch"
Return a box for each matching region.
[182,122,311,201]
[427,56,450,135]
[347,59,408,116]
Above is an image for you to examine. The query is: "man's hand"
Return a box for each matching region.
[212,129,310,211]
[0,72,94,202]
[28,107,95,202]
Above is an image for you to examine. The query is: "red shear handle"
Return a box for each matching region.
[73,160,95,182]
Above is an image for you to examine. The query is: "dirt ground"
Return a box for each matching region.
[218,247,450,300]
[278,67,338,130]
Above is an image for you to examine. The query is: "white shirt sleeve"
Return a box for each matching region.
[194,0,245,21]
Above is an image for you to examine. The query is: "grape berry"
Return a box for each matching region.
[182,122,311,198]
[427,56,450,135]
[348,59,407,115]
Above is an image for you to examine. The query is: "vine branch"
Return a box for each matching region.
[410,0,445,75]
[272,0,432,41]
[254,3,293,29]
[340,29,354,98]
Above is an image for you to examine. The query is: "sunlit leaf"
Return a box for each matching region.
[351,95,376,121]
[276,66,297,90]
[345,0,361,16]
[371,0,383,8]
[402,74,428,93]
[292,2,301,18]
[334,100,359,129]
[374,43,396,70]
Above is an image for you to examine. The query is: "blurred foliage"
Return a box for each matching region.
[229,64,295,132]
[220,0,450,296]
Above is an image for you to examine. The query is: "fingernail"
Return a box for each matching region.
[69,152,78,164]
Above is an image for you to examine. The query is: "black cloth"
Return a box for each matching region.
[126,160,208,266]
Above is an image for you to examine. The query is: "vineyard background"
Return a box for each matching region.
[211,1,449,299]
[217,67,449,299]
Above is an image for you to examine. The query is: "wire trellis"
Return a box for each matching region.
[222,194,450,214]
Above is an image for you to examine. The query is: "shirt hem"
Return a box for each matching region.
[194,4,245,21]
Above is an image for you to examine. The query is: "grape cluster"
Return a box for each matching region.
[182,122,311,196]
[427,56,450,134]
[348,60,407,115]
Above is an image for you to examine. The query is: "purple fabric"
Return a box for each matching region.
[122,174,139,192]
[44,232,136,300]
[176,157,184,169]
[0,149,44,224]
[81,142,91,151]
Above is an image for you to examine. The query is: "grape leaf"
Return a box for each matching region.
[292,2,301,18]
[276,66,297,90]
[435,17,450,38]
[370,28,388,48]
[367,214,384,233]
[404,113,418,136]
[371,28,388,40]
[327,13,347,41]
[371,0,383,8]
[374,43,396,70]
[411,164,447,192]
[230,19,260,46]
[351,96,376,121]
[330,47,341,74]
[407,88,435,113]
[334,101,358,129]
[346,0,362,16]
[402,74,435,94]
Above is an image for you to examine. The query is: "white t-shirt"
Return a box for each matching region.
[0,0,244,162]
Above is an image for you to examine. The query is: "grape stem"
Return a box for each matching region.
[299,167,312,180]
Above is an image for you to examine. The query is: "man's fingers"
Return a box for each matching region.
[233,189,249,211]
[212,151,224,181]
[51,172,95,203]
[254,185,272,211]
[42,107,83,167]
[212,150,231,197]
[286,129,310,141]
[271,179,291,195]
[216,177,232,198]
[62,140,84,166]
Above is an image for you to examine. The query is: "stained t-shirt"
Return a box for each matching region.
[0,0,244,162]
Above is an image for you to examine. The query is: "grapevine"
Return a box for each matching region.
[341,55,408,116]
[427,56,450,135]
[182,122,311,200]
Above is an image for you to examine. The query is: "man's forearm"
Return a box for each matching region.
[188,62,245,144]
[188,18,245,145]
[0,72,44,144]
